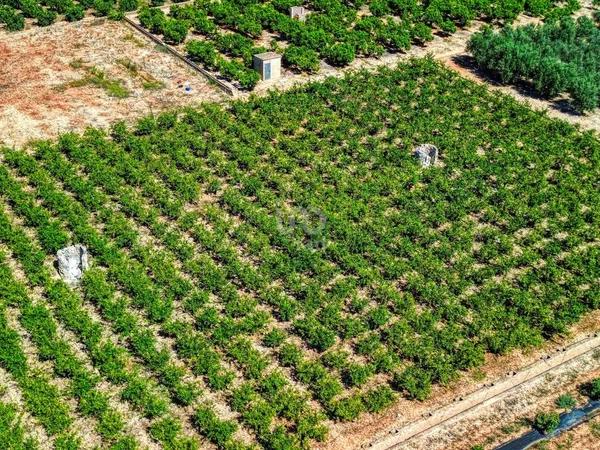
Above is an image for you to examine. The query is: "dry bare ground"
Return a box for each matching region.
[0,18,225,148]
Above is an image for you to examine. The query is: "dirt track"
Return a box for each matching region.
[369,334,600,450]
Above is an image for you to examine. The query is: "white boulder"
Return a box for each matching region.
[414,144,439,168]
[57,245,89,287]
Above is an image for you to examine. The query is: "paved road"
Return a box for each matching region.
[496,400,600,450]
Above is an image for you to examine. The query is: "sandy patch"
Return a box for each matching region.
[0,18,224,148]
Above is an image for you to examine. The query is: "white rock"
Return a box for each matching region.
[57,245,89,287]
[290,6,308,21]
[414,144,439,168]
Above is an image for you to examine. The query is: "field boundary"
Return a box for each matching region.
[368,333,600,450]
[122,16,236,96]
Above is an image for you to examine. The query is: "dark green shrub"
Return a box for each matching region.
[162,18,189,44]
[262,328,286,348]
[555,394,576,410]
[0,402,38,448]
[283,45,321,73]
[92,0,114,16]
[393,366,432,401]
[186,40,218,68]
[0,6,25,30]
[533,411,560,434]
[329,394,364,421]
[582,378,600,400]
[236,69,260,91]
[194,406,237,448]
[35,8,57,26]
[362,386,396,413]
[118,0,138,12]
[342,363,373,387]
[97,410,124,440]
[64,4,85,21]
[138,7,165,34]
[468,17,600,112]
[149,416,181,445]
[325,42,355,66]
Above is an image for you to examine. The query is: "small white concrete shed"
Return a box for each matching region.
[253,52,282,81]
[290,6,308,21]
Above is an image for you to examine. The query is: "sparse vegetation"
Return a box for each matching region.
[555,394,576,410]
[58,64,130,98]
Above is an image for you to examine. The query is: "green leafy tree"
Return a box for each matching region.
[325,42,356,66]
[0,5,25,30]
[283,45,321,73]
[162,18,189,44]
[534,411,560,434]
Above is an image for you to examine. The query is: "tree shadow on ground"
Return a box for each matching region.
[451,53,583,117]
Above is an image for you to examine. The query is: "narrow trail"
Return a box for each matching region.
[368,334,600,450]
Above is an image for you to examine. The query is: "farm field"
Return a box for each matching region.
[537,416,600,449]
[3,2,598,153]
[133,0,579,90]
[0,57,599,449]
[468,16,600,113]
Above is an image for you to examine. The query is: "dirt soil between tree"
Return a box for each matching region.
[319,312,600,450]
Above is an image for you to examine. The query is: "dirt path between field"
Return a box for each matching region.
[367,334,600,450]
[318,308,600,450]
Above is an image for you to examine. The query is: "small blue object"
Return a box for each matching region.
[184,85,192,93]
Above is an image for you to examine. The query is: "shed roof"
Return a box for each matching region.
[253,52,282,61]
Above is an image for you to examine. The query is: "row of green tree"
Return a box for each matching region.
[133,0,577,88]
[468,16,600,112]
[0,0,142,29]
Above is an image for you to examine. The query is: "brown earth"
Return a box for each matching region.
[1,5,600,450]
[0,18,225,148]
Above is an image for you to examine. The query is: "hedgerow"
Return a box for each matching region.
[468,16,600,111]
